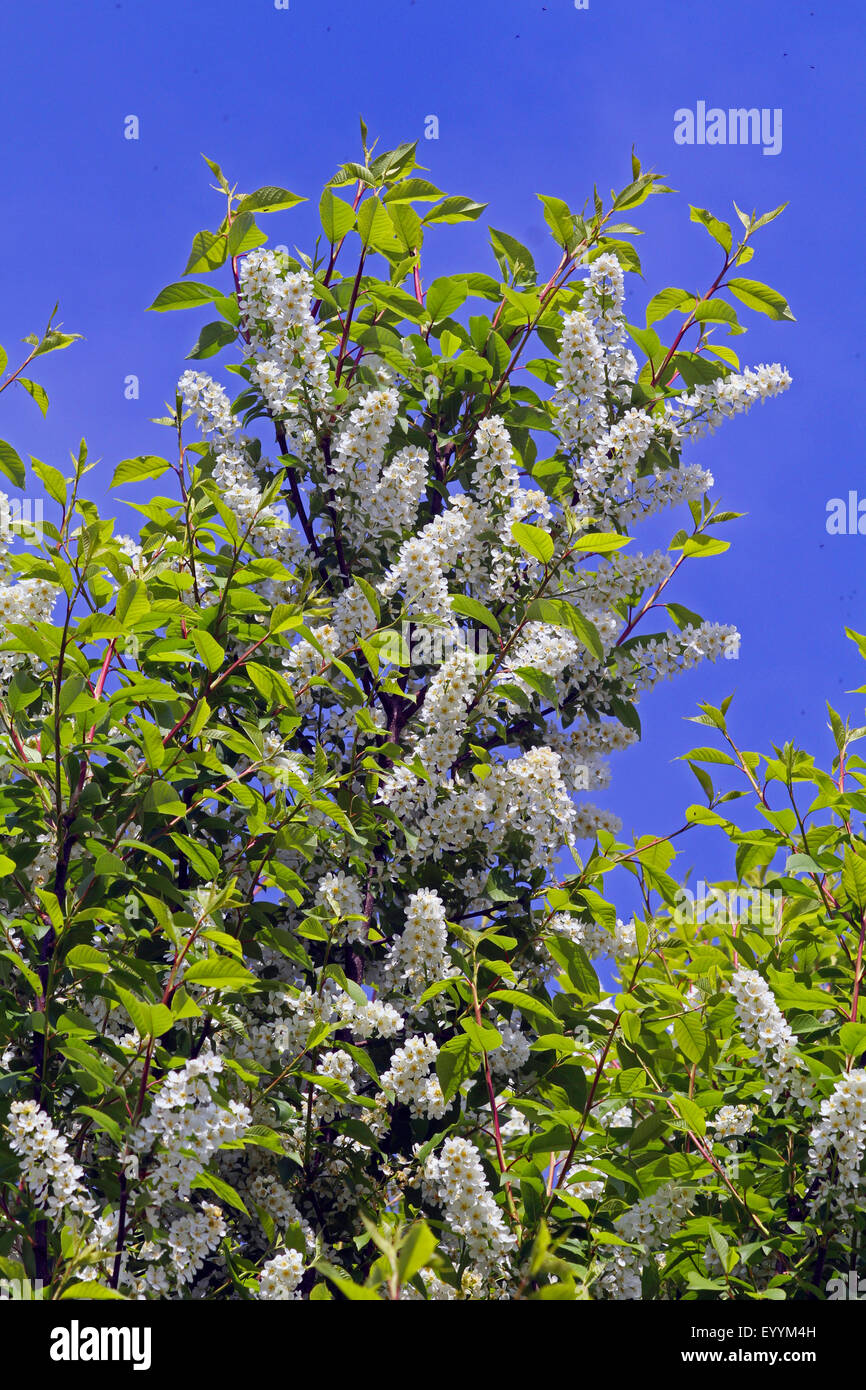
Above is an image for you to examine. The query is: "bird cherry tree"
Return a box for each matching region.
[0,132,816,1301]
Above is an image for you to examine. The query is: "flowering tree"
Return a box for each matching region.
[0,134,815,1301]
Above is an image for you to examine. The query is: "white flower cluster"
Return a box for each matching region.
[730,968,803,1102]
[470,415,521,506]
[132,1054,251,1210]
[807,1070,866,1216]
[239,250,329,426]
[166,1202,226,1285]
[313,1049,355,1123]
[554,310,606,452]
[380,740,578,874]
[412,648,477,776]
[380,1034,446,1117]
[316,870,367,944]
[671,364,793,441]
[0,575,58,683]
[7,1100,95,1221]
[258,1248,305,1299]
[599,1183,692,1300]
[548,913,609,959]
[423,1137,516,1273]
[385,888,451,999]
[710,1104,753,1139]
[334,387,399,478]
[582,253,624,342]
[331,990,405,1040]
[613,918,639,960]
[490,1014,531,1078]
[583,407,658,493]
[380,499,473,622]
[616,1183,693,1245]
[628,622,740,690]
[246,1173,313,1248]
[579,251,636,386]
[178,369,271,535]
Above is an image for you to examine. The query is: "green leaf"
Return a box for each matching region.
[191,1170,249,1215]
[843,849,866,910]
[186,321,237,360]
[692,299,740,327]
[680,534,730,560]
[388,201,423,254]
[0,440,25,487]
[192,628,225,673]
[537,194,576,250]
[116,579,150,626]
[183,956,258,990]
[674,1012,708,1064]
[426,277,467,323]
[423,196,487,225]
[169,833,221,879]
[226,212,266,259]
[384,178,444,204]
[246,661,295,709]
[112,987,154,1039]
[30,457,67,506]
[148,282,226,312]
[18,378,49,416]
[183,229,228,275]
[356,196,398,255]
[318,1262,381,1301]
[460,1017,503,1051]
[436,1033,475,1103]
[672,1093,706,1135]
[840,1022,866,1056]
[489,988,560,1025]
[60,1282,126,1300]
[111,455,171,488]
[726,278,795,322]
[236,186,305,215]
[397,1221,438,1284]
[319,188,355,243]
[488,227,536,284]
[527,597,603,661]
[646,287,693,326]
[511,521,554,564]
[450,595,501,636]
[65,945,111,973]
[74,1105,123,1147]
[570,532,631,555]
[689,207,732,253]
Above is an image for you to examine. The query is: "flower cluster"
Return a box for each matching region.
[423,1137,517,1274]
[384,888,451,1000]
[710,1104,754,1139]
[131,1054,251,1211]
[258,1248,306,1300]
[380,1035,445,1118]
[730,968,805,1102]
[807,1070,866,1216]
[6,1101,94,1222]
[599,1184,693,1300]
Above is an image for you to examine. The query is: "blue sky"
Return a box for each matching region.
[0,0,862,891]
